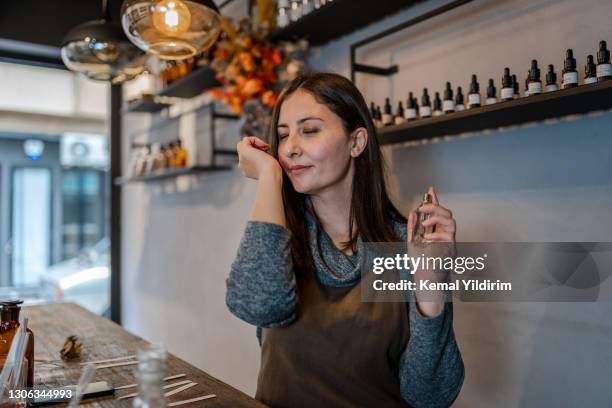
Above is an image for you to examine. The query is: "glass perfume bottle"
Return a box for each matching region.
[164,142,175,169]
[132,345,167,408]
[134,145,150,176]
[0,300,34,387]
[412,193,434,245]
[155,145,168,171]
[144,144,159,174]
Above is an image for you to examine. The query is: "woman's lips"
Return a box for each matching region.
[289,165,312,175]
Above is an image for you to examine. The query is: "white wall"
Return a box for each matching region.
[0,61,108,134]
[121,0,612,405]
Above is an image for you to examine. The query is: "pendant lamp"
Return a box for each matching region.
[120,0,222,60]
[61,1,147,83]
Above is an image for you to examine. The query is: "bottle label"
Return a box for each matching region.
[405,109,417,119]
[442,100,455,112]
[563,72,578,85]
[528,82,542,94]
[501,88,514,100]
[596,63,612,77]
[585,76,598,84]
[394,116,405,125]
[382,114,393,125]
[468,94,480,105]
[485,97,497,105]
[546,84,558,92]
[420,106,432,117]
[455,104,465,111]
[277,14,289,27]
[433,110,443,117]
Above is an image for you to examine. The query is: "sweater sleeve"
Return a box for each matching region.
[393,220,464,406]
[398,297,465,407]
[225,221,298,328]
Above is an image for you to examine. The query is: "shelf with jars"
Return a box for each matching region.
[115,103,240,185]
[375,79,612,146]
[268,0,412,46]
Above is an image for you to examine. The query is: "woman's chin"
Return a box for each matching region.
[289,180,314,194]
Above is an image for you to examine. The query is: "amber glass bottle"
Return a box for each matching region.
[0,299,34,387]
[173,139,188,168]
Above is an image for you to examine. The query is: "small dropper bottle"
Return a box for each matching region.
[370,102,380,128]
[382,98,393,126]
[524,71,530,96]
[545,64,558,92]
[442,82,455,113]
[395,101,405,125]
[562,49,578,88]
[512,74,520,98]
[405,92,417,121]
[468,75,481,108]
[584,55,597,84]
[433,92,443,116]
[501,67,513,101]
[596,40,612,81]
[485,78,497,105]
[375,106,383,128]
[527,60,542,95]
[455,86,465,111]
[420,88,432,118]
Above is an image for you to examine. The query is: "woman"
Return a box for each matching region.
[226,72,464,407]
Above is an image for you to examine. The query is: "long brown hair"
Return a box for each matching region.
[269,72,406,276]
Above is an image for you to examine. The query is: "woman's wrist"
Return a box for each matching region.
[260,162,283,186]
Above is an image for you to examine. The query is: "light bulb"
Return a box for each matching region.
[152,0,191,36]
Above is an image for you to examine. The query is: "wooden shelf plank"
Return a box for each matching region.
[158,66,221,98]
[114,165,232,185]
[122,99,172,114]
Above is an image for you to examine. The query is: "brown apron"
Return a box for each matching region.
[256,265,412,408]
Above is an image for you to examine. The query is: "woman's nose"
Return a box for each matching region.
[282,133,301,157]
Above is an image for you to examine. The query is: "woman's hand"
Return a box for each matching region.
[237,136,281,180]
[407,186,457,317]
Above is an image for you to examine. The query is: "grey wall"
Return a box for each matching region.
[121,0,612,406]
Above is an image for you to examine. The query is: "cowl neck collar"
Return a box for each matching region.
[303,199,364,287]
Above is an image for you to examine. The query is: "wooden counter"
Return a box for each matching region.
[24,302,266,407]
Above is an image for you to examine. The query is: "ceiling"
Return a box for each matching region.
[0,0,229,69]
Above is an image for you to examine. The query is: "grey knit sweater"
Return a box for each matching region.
[226,208,464,407]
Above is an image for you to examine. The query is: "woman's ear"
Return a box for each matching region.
[349,127,368,158]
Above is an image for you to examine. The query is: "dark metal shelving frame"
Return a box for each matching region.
[349,0,474,82]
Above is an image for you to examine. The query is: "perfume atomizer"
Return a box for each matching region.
[412,193,435,245]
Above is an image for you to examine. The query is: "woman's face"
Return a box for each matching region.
[277,89,361,195]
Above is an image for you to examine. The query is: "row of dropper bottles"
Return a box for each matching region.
[371,40,612,127]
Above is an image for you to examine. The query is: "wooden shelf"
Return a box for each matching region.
[122,99,172,114]
[158,66,221,98]
[114,165,232,185]
[268,0,412,46]
[377,80,612,146]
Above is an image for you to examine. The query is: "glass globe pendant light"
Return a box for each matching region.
[121,0,222,60]
[61,0,147,83]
